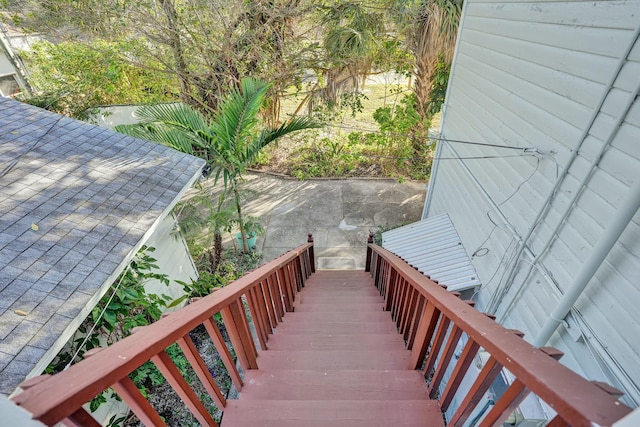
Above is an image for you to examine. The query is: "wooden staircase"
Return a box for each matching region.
[11,241,630,427]
[221,270,443,427]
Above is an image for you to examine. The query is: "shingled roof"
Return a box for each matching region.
[0,98,205,395]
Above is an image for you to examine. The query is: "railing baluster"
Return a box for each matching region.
[439,337,481,411]
[439,314,495,412]
[269,272,285,321]
[112,376,168,427]
[401,287,419,340]
[477,348,564,427]
[300,250,309,281]
[259,279,277,329]
[374,253,382,288]
[398,285,411,331]
[293,257,303,291]
[391,276,404,321]
[396,278,412,328]
[176,334,227,409]
[151,350,218,427]
[76,347,167,427]
[220,299,258,371]
[380,261,389,297]
[422,315,451,379]
[246,287,268,351]
[425,296,469,391]
[280,266,295,312]
[203,317,243,390]
[61,408,102,427]
[295,254,305,289]
[406,294,425,350]
[384,268,396,311]
[408,300,441,369]
[376,258,385,294]
[449,356,504,427]
[257,281,275,331]
[287,261,300,299]
[428,324,464,398]
[234,298,258,366]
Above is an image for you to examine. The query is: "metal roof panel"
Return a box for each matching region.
[382,213,481,292]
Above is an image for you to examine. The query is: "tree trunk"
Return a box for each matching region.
[213,231,223,272]
[233,184,250,253]
[413,49,436,123]
[159,0,192,105]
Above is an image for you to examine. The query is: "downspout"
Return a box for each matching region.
[495,22,640,304]
[533,176,640,347]
[422,0,470,219]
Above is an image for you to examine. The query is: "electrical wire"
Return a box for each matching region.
[324,122,531,151]
[486,156,541,228]
[65,264,132,369]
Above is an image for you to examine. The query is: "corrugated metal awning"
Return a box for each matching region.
[381,213,481,292]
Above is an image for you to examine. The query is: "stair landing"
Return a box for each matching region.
[221,270,443,426]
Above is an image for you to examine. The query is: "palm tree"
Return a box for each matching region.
[318,3,385,106]
[392,0,463,120]
[116,78,320,253]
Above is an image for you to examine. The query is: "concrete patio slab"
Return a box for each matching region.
[208,173,427,270]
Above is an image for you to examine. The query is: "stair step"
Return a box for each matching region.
[298,295,385,304]
[240,370,429,400]
[265,333,404,351]
[221,400,443,427]
[293,301,384,312]
[257,349,411,370]
[278,311,390,323]
[273,320,399,335]
[222,269,439,426]
[300,287,381,295]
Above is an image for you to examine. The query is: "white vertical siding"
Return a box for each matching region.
[0,52,15,76]
[142,213,198,307]
[427,0,640,405]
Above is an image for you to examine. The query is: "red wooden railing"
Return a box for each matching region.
[11,237,315,426]
[9,234,633,427]
[365,238,632,427]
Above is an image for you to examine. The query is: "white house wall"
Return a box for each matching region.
[425,0,640,405]
[142,213,198,308]
[0,50,14,76]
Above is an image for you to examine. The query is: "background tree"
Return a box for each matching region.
[317,2,385,107]
[20,39,175,120]
[391,0,463,121]
[9,0,315,119]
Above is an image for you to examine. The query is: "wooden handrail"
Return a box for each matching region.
[366,243,632,427]
[12,241,315,426]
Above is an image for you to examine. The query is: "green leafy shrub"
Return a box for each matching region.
[288,91,432,180]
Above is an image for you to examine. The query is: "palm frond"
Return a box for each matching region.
[243,116,321,166]
[134,103,209,132]
[114,103,212,157]
[211,78,271,152]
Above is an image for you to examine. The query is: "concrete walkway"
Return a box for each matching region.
[229,173,426,269]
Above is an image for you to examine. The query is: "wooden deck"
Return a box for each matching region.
[221,270,443,427]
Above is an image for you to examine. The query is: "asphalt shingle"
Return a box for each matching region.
[0,98,205,395]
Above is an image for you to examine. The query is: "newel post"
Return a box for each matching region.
[308,233,316,273]
[365,231,374,272]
